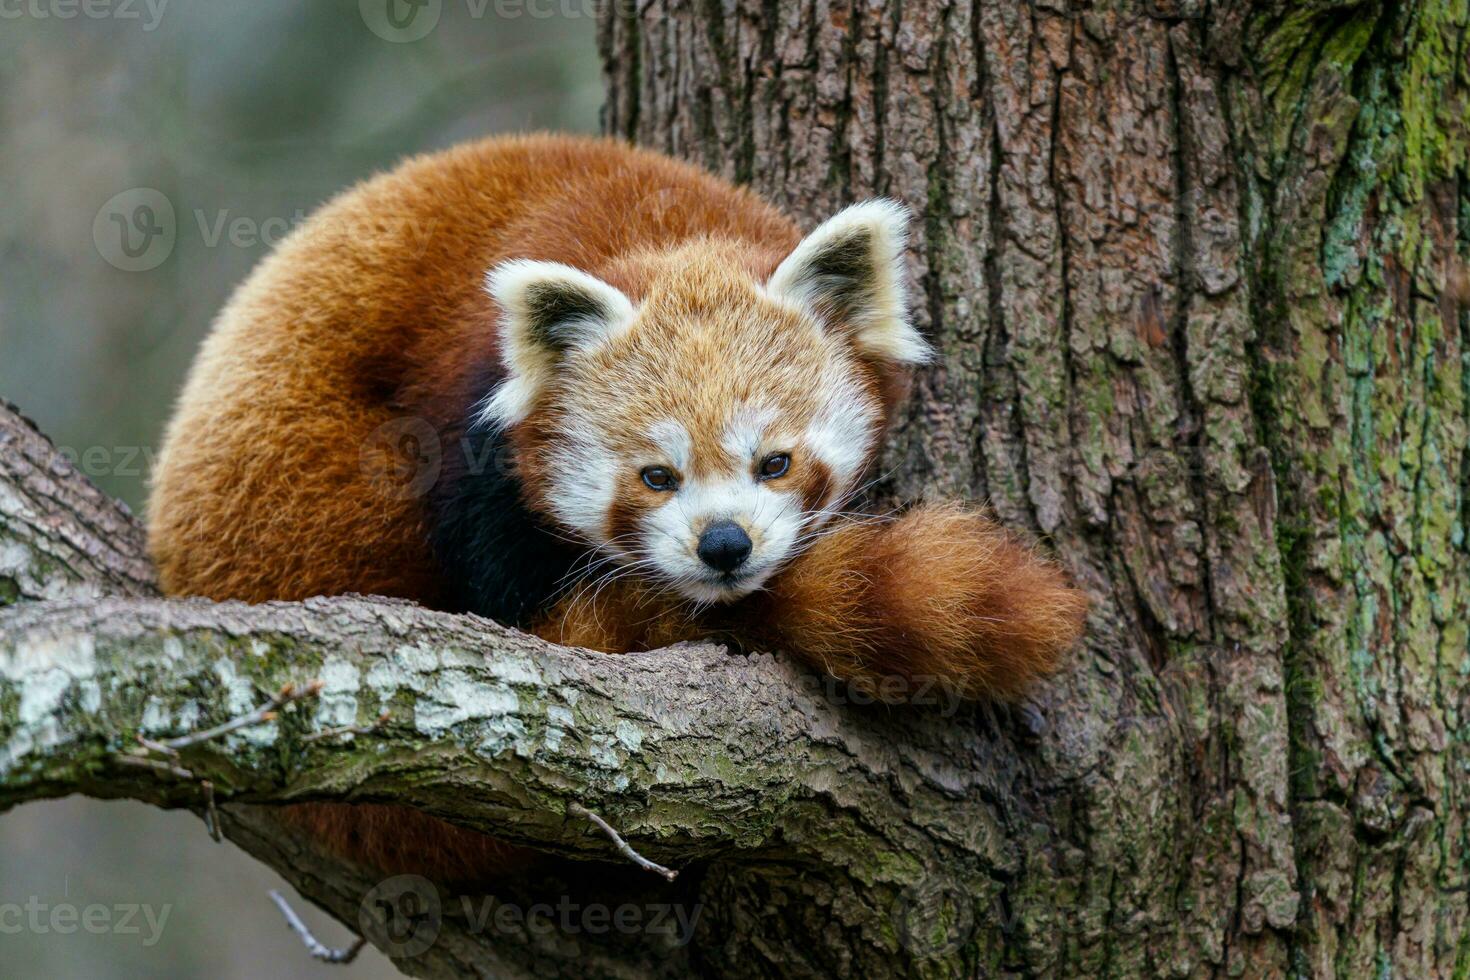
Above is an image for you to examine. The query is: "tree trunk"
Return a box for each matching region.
[600,0,1470,976]
[2,3,1467,978]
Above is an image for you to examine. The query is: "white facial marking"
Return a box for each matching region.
[805,370,881,494]
[543,430,619,544]
[594,367,881,602]
[542,353,882,602]
[647,418,692,472]
[721,402,779,465]
[642,475,804,603]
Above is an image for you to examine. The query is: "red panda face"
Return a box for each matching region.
[482,200,931,604]
[529,285,887,603]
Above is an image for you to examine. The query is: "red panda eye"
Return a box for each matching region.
[759,453,791,480]
[641,466,677,491]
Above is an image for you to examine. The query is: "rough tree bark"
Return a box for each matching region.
[2,1,1467,977]
[601,0,1470,975]
[2,395,1044,978]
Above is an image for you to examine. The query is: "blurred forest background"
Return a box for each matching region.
[0,1,599,975]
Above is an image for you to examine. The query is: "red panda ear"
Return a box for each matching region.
[480,259,635,427]
[765,200,933,365]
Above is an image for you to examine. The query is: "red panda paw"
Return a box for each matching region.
[763,504,1089,702]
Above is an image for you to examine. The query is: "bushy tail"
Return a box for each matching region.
[755,504,1089,701]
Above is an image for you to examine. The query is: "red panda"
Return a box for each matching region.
[147,133,1087,882]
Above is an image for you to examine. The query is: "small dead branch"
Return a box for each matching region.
[113,753,195,780]
[115,680,324,843]
[567,802,678,882]
[201,780,221,842]
[302,709,392,743]
[136,734,180,758]
[268,890,368,964]
[160,680,324,751]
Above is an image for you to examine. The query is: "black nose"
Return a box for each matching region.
[697,520,752,573]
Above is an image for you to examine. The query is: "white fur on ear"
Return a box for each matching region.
[479,259,635,427]
[766,199,932,365]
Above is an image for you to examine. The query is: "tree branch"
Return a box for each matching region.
[0,400,1009,978]
[0,399,157,604]
[0,590,861,859]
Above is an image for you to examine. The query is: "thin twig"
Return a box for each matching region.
[201,780,221,842]
[161,680,324,751]
[567,802,678,882]
[268,890,368,964]
[114,753,195,780]
[122,680,324,846]
[301,710,391,743]
[136,734,180,758]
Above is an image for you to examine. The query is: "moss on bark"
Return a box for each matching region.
[599,0,1470,975]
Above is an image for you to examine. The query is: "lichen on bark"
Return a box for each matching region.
[2,2,1468,977]
[0,395,1043,978]
[599,0,1469,975]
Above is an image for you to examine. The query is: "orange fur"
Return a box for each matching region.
[149,134,805,881]
[744,505,1088,701]
[148,134,1086,883]
[537,504,1088,701]
[280,803,535,885]
[535,579,703,653]
[148,134,798,605]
